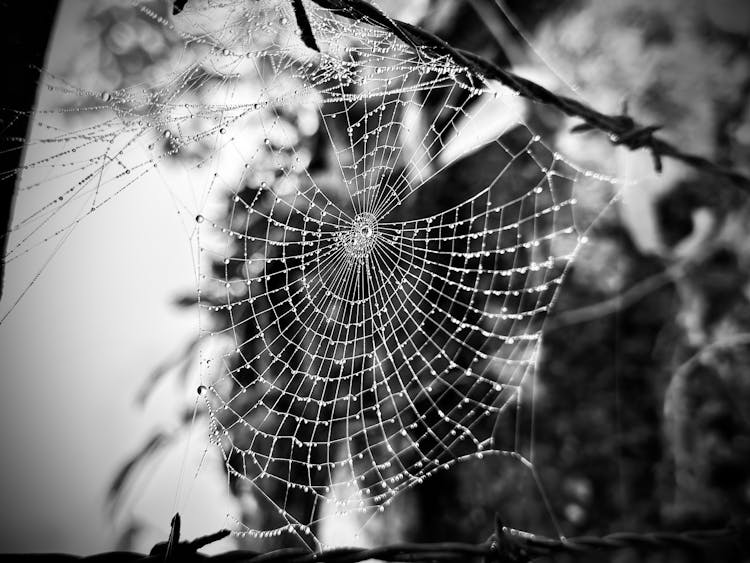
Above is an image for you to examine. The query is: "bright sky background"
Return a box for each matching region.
[0,1,238,554]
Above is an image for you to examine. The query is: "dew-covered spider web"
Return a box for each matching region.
[2,0,621,546]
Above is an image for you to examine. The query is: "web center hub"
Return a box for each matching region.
[339,212,378,261]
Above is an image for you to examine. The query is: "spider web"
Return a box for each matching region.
[2,0,619,546]
[190,0,605,543]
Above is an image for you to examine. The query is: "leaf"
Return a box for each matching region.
[107,432,170,515]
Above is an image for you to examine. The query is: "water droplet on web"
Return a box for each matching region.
[197,385,207,396]
[195,215,205,223]
[101,91,111,102]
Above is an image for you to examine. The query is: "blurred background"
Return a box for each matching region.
[1,0,750,560]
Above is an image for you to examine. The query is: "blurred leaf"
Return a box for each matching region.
[136,337,200,405]
[107,432,170,516]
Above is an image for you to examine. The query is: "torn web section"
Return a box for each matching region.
[193,0,587,546]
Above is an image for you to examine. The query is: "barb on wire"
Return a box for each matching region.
[486,515,531,562]
[291,0,320,52]
[303,0,750,191]
[172,0,188,15]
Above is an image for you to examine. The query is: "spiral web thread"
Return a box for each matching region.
[1,0,618,545]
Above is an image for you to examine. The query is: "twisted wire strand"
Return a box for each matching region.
[14,514,747,562]
[307,0,750,191]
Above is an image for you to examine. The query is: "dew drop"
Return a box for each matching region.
[197,385,207,396]
[195,214,205,223]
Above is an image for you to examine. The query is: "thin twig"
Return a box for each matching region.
[546,263,683,330]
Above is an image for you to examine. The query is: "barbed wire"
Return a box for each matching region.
[12,513,748,562]
[304,0,750,191]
